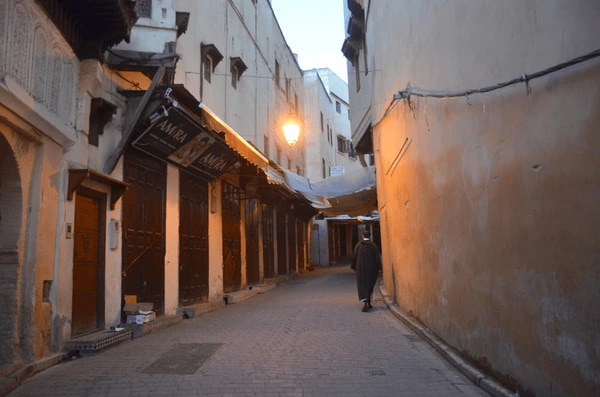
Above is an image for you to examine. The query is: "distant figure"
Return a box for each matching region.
[351,230,381,312]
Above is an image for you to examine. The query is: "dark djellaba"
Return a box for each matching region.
[351,230,382,312]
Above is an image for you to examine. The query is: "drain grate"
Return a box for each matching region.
[367,368,387,376]
[143,343,223,374]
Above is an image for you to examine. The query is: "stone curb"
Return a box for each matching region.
[378,284,517,397]
[0,353,66,397]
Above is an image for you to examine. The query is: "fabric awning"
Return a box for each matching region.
[163,86,268,171]
[198,104,268,170]
[275,166,378,217]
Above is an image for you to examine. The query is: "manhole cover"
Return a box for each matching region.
[143,343,223,374]
[367,368,386,376]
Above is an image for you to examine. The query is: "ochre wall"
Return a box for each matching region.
[367,1,600,396]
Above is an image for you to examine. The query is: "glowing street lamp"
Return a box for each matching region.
[282,114,300,147]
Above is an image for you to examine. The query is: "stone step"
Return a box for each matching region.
[248,283,276,293]
[219,289,259,304]
[176,301,226,319]
[64,329,132,357]
[124,314,183,338]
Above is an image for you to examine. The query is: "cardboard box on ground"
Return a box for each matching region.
[124,295,156,324]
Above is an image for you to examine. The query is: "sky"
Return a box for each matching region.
[270,0,348,83]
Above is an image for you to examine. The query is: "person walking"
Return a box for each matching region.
[351,230,382,312]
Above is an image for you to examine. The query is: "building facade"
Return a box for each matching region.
[0,0,137,376]
[0,0,317,379]
[345,0,600,396]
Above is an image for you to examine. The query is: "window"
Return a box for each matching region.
[231,66,238,88]
[285,78,290,101]
[336,101,341,113]
[322,159,326,179]
[201,44,223,83]
[354,54,361,92]
[275,60,280,88]
[135,0,151,18]
[230,57,247,89]
[349,143,357,159]
[337,136,345,153]
[203,55,212,82]
[320,112,324,132]
[88,98,117,147]
[294,93,299,114]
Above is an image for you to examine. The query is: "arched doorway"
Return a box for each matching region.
[0,133,23,374]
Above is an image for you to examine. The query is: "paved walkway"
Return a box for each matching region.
[9,266,489,397]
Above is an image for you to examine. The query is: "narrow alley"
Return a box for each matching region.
[8,267,487,397]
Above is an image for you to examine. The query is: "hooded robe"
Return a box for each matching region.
[351,239,381,301]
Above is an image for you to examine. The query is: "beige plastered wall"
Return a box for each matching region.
[368,1,600,396]
[0,120,62,364]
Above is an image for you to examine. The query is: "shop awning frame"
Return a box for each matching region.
[162,86,269,171]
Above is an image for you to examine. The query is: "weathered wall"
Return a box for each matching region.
[0,0,80,372]
[358,1,600,396]
[0,129,25,375]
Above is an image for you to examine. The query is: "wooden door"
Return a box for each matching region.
[245,197,260,285]
[72,189,105,336]
[288,214,297,273]
[276,206,287,275]
[262,204,275,279]
[327,221,334,264]
[122,149,166,315]
[179,171,209,305]
[222,182,241,292]
[297,221,305,272]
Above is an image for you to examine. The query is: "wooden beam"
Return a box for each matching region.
[104,65,166,175]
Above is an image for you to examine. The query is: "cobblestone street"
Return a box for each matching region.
[9,266,488,396]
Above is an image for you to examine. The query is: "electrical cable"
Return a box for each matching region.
[373,48,600,127]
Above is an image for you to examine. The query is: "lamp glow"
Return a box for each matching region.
[282,116,300,147]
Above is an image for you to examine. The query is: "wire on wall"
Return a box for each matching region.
[373,48,600,128]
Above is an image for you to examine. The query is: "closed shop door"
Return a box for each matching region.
[72,189,105,336]
[245,197,260,285]
[276,207,287,275]
[122,149,166,315]
[288,214,297,273]
[262,204,275,279]
[297,221,305,272]
[179,171,209,305]
[222,182,241,292]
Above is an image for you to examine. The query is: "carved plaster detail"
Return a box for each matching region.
[0,1,7,73]
[49,47,63,115]
[3,0,78,126]
[32,27,49,103]
[10,3,32,88]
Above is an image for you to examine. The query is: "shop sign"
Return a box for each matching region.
[132,106,238,181]
[330,166,345,176]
